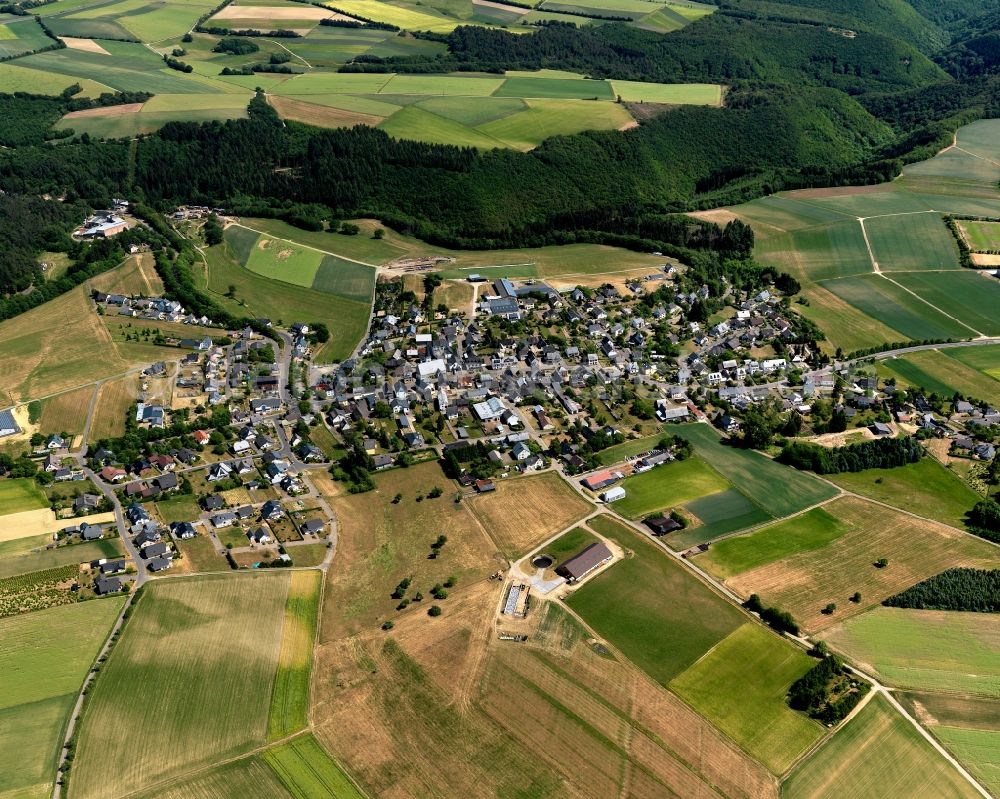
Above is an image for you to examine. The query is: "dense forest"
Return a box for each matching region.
[884,568,1000,612]
[349,18,942,94]
[777,436,924,474]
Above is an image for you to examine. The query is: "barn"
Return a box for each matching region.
[556,543,613,583]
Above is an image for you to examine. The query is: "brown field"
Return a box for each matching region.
[971,253,1000,266]
[89,373,139,441]
[727,496,1000,633]
[268,96,383,129]
[213,4,332,19]
[464,472,594,558]
[63,103,142,119]
[399,272,426,300]
[314,581,777,799]
[319,460,503,642]
[688,209,742,226]
[482,645,779,799]
[431,281,474,312]
[60,37,110,54]
[89,253,163,296]
[39,384,95,437]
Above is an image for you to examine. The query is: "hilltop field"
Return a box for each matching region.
[705,119,1000,357]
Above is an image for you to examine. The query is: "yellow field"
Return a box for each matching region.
[464,472,594,557]
[0,509,116,543]
[0,286,131,404]
[89,374,139,441]
[38,385,95,437]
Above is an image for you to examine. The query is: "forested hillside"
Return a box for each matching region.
[1,0,999,309]
[360,17,944,93]
[0,87,893,248]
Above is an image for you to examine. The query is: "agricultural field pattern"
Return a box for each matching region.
[2,0,1000,798]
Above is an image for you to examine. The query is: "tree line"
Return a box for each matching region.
[884,568,1000,612]
[777,436,924,474]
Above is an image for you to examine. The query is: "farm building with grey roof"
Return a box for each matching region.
[556,542,613,583]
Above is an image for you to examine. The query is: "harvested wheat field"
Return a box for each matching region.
[464,472,594,558]
[0,509,116,542]
[213,3,332,18]
[89,373,139,441]
[38,384,95,437]
[727,496,1000,633]
[59,37,110,54]
[268,96,383,130]
[64,104,142,120]
[312,630,567,799]
[0,286,130,402]
[481,643,780,799]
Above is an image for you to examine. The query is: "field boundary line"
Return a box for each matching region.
[115,729,311,799]
[267,37,311,68]
[769,195,859,221]
[881,688,994,799]
[953,145,1000,169]
[230,223,377,268]
[857,217,880,273]
[878,273,985,337]
[556,581,785,784]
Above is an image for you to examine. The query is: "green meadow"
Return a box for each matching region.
[958,219,1000,251]
[203,238,370,361]
[673,424,838,518]
[671,623,823,774]
[614,456,730,518]
[0,599,124,799]
[0,478,48,515]
[568,515,744,684]
[944,343,1000,381]
[696,506,848,580]
[70,574,291,799]
[823,607,1000,697]
[826,457,980,530]
[783,695,981,799]
[539,526,601,564]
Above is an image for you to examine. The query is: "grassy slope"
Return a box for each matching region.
[671,623,823,774]
[822,607,1000,697]
[202,241,369,362]
[783,695,980,799]
[567,515,744,684]
[0,539,124,580]
[0,599,124,799]
[826,457,979,530]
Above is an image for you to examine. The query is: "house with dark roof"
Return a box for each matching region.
[142,541,169,558]
[95,575,123,594]
[301,518,325,535]
[147,556,172,572]
[645,516,682,537]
